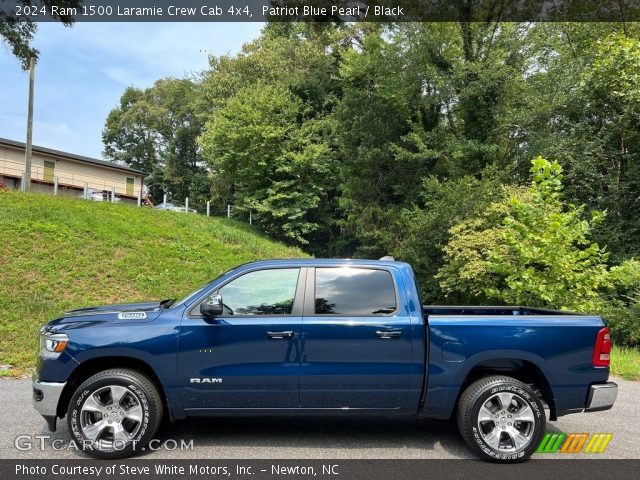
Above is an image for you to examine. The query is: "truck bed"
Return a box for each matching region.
[423,305,577,316]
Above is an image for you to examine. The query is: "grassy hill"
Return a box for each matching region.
[0,190,306,377]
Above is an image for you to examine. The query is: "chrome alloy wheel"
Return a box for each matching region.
[477,392,536,452]
[79,385,144,449]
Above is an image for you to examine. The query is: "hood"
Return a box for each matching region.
[42,300,176,331]
[65,300,168,317]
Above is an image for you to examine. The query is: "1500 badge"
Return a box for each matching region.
[117,312,148,320]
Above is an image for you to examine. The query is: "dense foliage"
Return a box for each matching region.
[101,22,640,345]
[437,158,606,304]
[102,79,210,208]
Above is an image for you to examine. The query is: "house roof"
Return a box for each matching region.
[0,137,148,176]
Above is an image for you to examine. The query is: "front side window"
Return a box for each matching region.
[315,268,397,315]
[218,268,299,315]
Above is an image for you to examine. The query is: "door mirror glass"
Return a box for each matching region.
[200,294,223,317]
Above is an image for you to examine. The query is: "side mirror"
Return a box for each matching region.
[200,294,223,317]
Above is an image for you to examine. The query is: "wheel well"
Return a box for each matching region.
[456,359,557,421]
[57,356,168,419]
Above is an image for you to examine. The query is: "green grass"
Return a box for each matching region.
[610,345,640,381]
[0,190,306,377]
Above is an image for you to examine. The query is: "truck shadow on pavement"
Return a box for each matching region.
[32,412,566,459]
[152,415,474,458]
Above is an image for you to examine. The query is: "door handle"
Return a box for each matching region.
[266,330,294,340]
[376,330,403,339]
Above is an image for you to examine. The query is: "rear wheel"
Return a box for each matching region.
[67,369,163,459]
[457,375,546,462]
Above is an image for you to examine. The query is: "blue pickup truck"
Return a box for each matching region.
[33,258,617,462]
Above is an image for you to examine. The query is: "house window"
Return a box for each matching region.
[43,161,55,183]
[126,177,134,196]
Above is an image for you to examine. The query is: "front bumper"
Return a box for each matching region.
[586,382,618,412]
[32,374,66,431]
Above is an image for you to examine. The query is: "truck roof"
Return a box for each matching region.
[234,258,411,269]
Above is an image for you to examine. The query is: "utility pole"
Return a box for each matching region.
[24,56,35,192]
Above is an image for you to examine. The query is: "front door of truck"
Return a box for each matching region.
[300,266,413,410]
[178,267,304,410]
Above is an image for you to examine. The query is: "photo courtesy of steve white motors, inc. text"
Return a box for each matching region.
[14,462,339,477]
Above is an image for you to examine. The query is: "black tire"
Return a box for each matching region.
[67,369,163,459]
[457,375,546,462]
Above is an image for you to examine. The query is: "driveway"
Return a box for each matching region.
[1,376,637,459]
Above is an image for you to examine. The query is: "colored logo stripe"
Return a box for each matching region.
[560,433,589,453]
[537,433,613,454]
[537,433,566,453]
[584,433,613,453]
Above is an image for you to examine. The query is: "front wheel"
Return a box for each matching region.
[67,369,163,459]
[457,375,546,462]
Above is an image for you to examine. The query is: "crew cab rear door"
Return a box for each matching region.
[299,266,412,410]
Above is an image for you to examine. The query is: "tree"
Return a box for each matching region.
[199,84,334,244]
[332,22,531,257]
[101,21,640,276]
[102,78,209,207]
[197,30,341,250]
[1,1,81,69]
[437,158,609,310]
[509,25,640,260]
[197,27,341,116]
[103,87,162,174]
[393,171,504,302]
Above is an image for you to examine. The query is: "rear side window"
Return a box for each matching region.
[314,268,397,315]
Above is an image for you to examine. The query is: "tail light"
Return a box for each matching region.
[592,327,612,367]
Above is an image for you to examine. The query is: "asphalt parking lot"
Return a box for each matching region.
[1,376,638,459]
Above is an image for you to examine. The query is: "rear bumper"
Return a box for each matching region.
[586,382,618,412]
[32,373,66,431]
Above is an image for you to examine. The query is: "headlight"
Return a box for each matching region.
[40,333,69,353]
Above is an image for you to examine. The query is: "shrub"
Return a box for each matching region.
[437,158,609,310]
